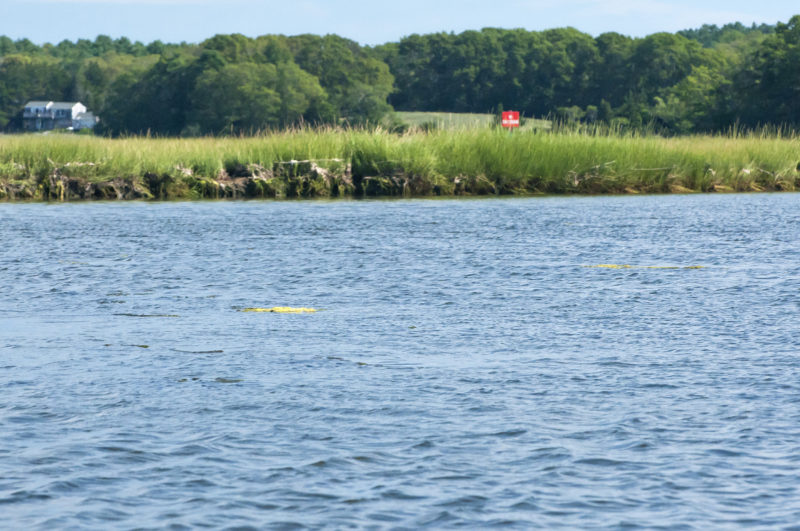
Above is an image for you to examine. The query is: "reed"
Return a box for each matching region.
[1,127,798,200]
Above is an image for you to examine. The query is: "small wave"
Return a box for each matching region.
[114,313,179,318]
[45,480,81,493]
[584,264,705,270]
[472,428,527,438]
[708,448,746,458]
[308,457,351,469]
[240,307,317,313]
[574,457,626,466]
[381,489,427,501]
[436,494,489,507]
[278,489,339,501]
[0,491,52,504]
[418,510,457,526]
[510,500,542,511]
[214,377,243,384]
[169,443,215,456]
[367,512,405,523]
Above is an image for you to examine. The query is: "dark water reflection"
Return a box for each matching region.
[1,194,799,528]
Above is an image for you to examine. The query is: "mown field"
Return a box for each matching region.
[1,127,798,200]
[392,111,552,131]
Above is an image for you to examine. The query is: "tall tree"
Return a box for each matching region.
[733,15,800,127]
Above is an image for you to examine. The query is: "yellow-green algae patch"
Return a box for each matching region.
[585,264,705,270]
[241,307,318,313]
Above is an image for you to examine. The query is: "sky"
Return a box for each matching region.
[1,0,798,46]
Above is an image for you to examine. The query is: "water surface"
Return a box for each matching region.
[2,194,799,528]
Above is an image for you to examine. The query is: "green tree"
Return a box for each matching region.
[592,32,635,107]
[189,62,328,133]
[99,51,200,135]
[0,36,15,56]
[287,34,393,123]
[0,54,71,128]
[659,65,730,132]
[733,15,800,127]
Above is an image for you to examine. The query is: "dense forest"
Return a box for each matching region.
[1,16,799,135]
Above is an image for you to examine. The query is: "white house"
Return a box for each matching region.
[22,101,99,132]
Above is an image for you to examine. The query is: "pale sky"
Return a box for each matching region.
[1,0,797,45]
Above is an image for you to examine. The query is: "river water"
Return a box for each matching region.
[1,194,799,529]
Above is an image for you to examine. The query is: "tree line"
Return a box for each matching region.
[0,34,393,135]
[0,16,799,135]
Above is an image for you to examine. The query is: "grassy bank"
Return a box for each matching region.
[1,128,799,201]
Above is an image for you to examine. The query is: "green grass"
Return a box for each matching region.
[1,128,799,200]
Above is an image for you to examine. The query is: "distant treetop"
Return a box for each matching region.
[677,22,775,48]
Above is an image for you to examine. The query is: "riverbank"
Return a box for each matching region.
[1,129,799,200]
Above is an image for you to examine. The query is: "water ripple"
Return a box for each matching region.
[2,195,800,528]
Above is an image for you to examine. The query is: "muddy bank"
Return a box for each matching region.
[1,157,797,201]
[0,158,514,201]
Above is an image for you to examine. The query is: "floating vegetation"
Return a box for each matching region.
[241,307,318,313]
[214,377,243,384]
[585,264,705,270]
[171,349,224,354]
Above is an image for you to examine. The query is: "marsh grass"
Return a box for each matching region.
[1,127,799,200]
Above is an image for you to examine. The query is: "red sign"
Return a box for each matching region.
[502,111,520,128]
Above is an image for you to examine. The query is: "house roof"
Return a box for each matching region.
[23,101,85,110]
[51,102,83,110]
